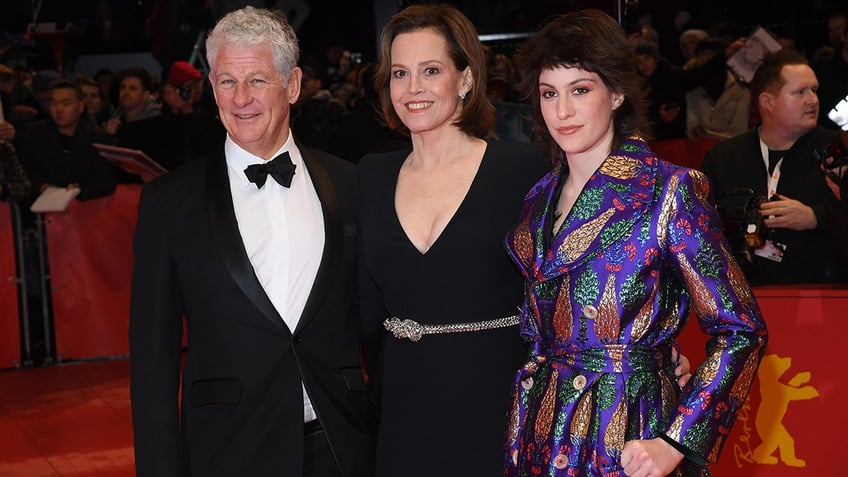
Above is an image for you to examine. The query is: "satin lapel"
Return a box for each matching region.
[539,137,658,281]
[294,142,342,334]
[205,152,287,331]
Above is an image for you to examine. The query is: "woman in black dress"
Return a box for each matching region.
[356,4,548,476]
[357,4,690,475]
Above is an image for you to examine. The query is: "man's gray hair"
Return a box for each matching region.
[206,6,300,79]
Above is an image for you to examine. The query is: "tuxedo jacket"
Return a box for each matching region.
[129,140,375,477]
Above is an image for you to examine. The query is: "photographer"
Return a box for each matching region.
[702,49,848,284]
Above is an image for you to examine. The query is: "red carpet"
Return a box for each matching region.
[0,359,134,476]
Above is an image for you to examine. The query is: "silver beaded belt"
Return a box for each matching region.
[383,314,520,342]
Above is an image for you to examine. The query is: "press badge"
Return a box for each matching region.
[754,240,786,262]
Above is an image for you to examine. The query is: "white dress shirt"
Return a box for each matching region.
[226,132,324,422]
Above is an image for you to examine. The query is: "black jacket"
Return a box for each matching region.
[129,140,376,476]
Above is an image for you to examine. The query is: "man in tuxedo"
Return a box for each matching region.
[129,7,374,477]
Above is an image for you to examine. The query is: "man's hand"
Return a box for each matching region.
[671,347,692,388]
[621,437,684,477]
[760,194,817,231]
[105,117,122,136]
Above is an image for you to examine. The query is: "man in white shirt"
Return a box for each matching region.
[129,7,374,477]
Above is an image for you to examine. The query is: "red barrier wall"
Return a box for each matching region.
[649,138,719,171]
[679,284,848,476]
[0,202,21,368]
[45,185,141,361]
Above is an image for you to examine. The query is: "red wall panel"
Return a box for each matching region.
[679,284,848,476]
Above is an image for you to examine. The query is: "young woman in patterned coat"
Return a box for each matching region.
[503,10,768,477]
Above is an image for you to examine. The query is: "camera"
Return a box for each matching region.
[715,188,769,264]
[814,131,848,170]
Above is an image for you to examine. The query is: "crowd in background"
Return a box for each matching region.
[1,4,846,219]
[0,3,847,366]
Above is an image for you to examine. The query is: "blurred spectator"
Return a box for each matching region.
[813,11,848,130]
[0,65,19,143]
[486,76,513,104]
[635,38,731,140]
[777,36,797,51]
[685,37,751,140]
[487,52,520,99]
[76,75,113,128]
[321,44,354,86]
[159,60,226,168]
[10,66,38,113]
[298,63,325,103]
[635,41,684,139]
[107,66,166,180]
[29,70,62,122]
[291,64,345,154]
[627,19,660,47]
[105,66,161,135]
[702,49,848,284]
[331,62,410,163]
[161,61,202,115]
[18,81,117,202]
[812,10,847,64]
[485,76,534,143]
[679,28,708,69]
[329,81,359,110]
[95,68,116,106]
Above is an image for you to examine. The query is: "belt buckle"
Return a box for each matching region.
[383,317,424,341]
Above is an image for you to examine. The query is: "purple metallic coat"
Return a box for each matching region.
[503,137,767,476]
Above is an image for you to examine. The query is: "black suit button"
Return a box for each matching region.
[293,336,302,343]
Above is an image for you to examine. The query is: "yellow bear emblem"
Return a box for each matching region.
[751,354,819,467]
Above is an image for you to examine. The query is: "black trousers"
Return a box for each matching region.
[304,421,341,477]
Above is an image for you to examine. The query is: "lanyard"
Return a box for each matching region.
[759,137,783,198]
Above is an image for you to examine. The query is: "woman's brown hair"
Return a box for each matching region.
[374,3,495,137]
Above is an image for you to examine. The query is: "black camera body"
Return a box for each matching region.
[815,131,848,170]
[715,188,769,265]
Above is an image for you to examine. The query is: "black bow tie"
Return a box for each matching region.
[244,151,296,188]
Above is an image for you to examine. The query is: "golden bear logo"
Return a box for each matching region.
[750,354,819,467]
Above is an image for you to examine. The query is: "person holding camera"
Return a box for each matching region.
[702,49,848,284]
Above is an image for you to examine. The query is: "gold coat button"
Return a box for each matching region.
[553,453,569,469]
[521,377,534,390]
[582,304,598,319]
[573,375,587,390]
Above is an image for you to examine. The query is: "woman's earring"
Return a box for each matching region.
[459,91,467,100]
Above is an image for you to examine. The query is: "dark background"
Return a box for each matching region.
[0,0,844,76]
